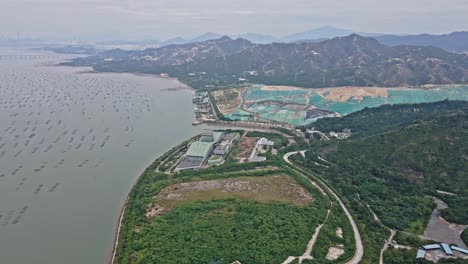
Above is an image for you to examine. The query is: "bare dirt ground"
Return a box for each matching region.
[146,175,314,218]
[424,249,468,262]
[326,244,345,260]
[422,198,468,247]
[232,136,258,163]
[212,88,243,115]
[317,87,389,102]
[336,227,343,238]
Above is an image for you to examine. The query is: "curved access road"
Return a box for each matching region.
[284,151,364,264]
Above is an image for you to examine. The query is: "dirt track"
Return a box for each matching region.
[283,151,364,264]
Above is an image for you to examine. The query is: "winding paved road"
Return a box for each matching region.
[284,151,364,264]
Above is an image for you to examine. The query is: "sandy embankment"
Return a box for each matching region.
[260,85,303,91]
[259,85,390,102]
[317,87,389,102]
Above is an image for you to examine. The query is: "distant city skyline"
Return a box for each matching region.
[1,0,467,41]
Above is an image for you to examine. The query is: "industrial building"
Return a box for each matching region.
[248,137,275,162]
[175,130,225,171]
[175,131,240,171]
[417,243,468,261]
[213,132,240,156]
[192,92,215,123]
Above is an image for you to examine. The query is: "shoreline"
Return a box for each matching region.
[107,137,199,264]
[107,153,168,264]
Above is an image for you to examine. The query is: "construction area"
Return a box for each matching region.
[212,85,468,126]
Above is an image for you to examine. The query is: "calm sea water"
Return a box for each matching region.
[0,49,205,264]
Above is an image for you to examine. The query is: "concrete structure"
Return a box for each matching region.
[329,128,352,140]
[250,156,267,162]
[213,143,230,156]
[200,129,215,142]
[208,155,224,165]
[257,137,274,146]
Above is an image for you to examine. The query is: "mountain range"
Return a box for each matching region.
[91,28,468,55]
[100,26,377,45]
[64,34,468,89]
[375,32,468,53]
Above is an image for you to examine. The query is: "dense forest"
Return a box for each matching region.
[294,100,468,262]
[312,105,467,224]
[303,100,468,137]
[133,199,323,263]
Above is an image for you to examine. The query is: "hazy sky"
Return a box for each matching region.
[2,0,467,40]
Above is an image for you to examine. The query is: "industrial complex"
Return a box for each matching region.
[248,137,275,162]
[175,130,239,171]
[192,92,215,125]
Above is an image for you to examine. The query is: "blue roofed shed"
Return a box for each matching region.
[441,243,453,255]
[416,249,426,258]
[451,246,468,255]
[423,244,441,250]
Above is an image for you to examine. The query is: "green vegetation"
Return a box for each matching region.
[208,91,228,121]
[290,157,390,263]
[462,230,468,246]
[393,231,436,248]
[383,248,420,264]
[305,103,468,229]
[303,100,468,137]
[245,131,289,148]
[297,101,468,262]
[439,195,468,224]
[312,203,355,263]
[130,199,323,263]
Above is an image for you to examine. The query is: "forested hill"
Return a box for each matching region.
[303,100,468,137]
[63,34,468,89]
[301,101,468,232]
